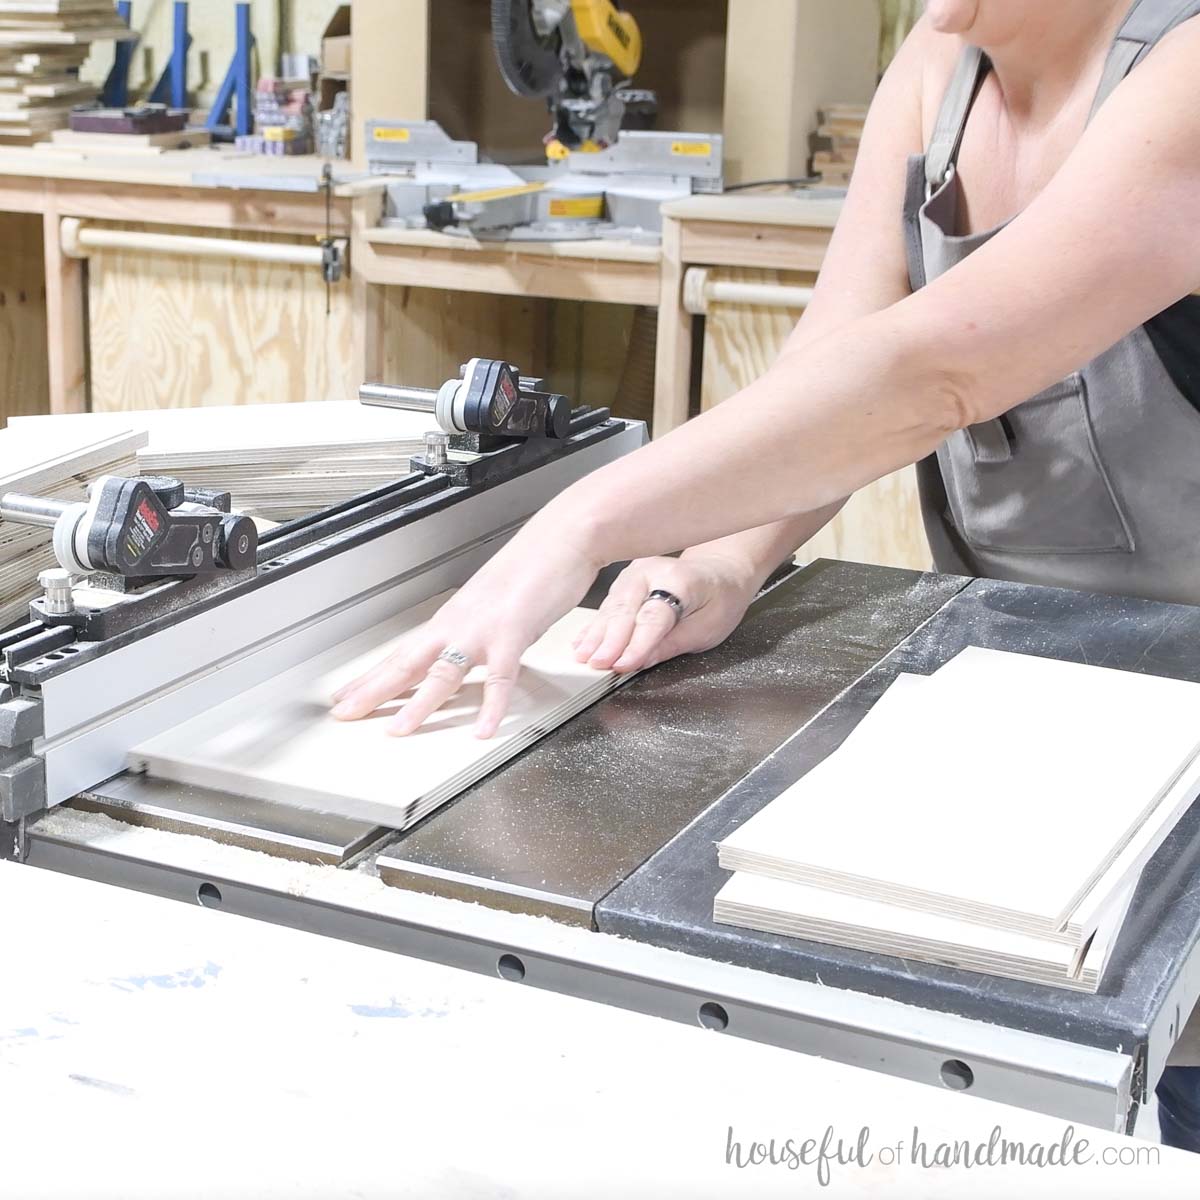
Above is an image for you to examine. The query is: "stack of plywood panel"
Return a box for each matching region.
[0,428,144,630]
[809,102,867,187]
[716,647,1200,992]
[11,402,445,522]
[0,1,134,144]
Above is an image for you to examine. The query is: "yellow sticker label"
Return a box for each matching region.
[263,126,296,142]
[671,140,712,157]
[373,127,411,142]
[548,197,604,219]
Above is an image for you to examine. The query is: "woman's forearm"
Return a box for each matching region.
[539,310,961,569]
[681,506,845,591]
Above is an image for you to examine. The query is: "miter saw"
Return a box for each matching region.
[365,0,722,241]
[491,0,657,155]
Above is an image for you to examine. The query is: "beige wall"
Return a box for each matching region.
[79,0,347,106]
[281,0,345,58]
[724,0,880,184]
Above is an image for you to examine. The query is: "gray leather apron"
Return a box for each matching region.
[904,0,1200,604]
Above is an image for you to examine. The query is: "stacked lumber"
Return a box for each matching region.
[716,647,1200,992]
[37,124,212,156]
[0,1,135,144]
[11,402,443,522]
[0,428,145,630]
[131,403,438,520]
[809,102,867,187]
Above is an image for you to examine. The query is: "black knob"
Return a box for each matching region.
[143,476,185,510]
[544,395,571,439]
[423,200,459,230]
[217,515,258,571]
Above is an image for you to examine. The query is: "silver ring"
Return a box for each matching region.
[644,589,685,624]
[436,645,472,672]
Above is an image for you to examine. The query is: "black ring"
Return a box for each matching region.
[645,589,685,622]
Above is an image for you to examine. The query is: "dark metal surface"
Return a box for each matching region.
[376,562,967,924]
[75,774,386,867]
[598,570,1200,1064]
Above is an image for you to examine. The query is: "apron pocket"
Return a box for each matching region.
[938,373,1135,555]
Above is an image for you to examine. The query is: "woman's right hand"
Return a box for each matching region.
[573,550,760,674]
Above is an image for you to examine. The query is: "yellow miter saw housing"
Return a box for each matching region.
[492,0,656,152]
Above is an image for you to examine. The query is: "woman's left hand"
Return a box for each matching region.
[572,551,758,674]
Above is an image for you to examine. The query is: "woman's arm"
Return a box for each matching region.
[563,17,1200,567]
[334,19,1200,736]
[675,18,937,583]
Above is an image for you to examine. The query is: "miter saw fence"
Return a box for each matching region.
[492,0,654,152]
[367,120,722,242]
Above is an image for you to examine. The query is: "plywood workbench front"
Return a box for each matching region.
[0,148,356,419]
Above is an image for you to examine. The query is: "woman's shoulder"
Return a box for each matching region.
[885,16,972,144]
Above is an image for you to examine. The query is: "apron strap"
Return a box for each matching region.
[1089,0,1200,120]
[924,45,989,193]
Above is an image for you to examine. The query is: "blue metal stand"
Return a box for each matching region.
[148,1,190,107]
[205,3,255,139]
[100,2,137,108]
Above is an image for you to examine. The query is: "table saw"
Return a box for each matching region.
[4,394,1200,1140]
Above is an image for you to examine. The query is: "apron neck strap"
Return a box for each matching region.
[924,45,990,194]
[1089,0,1200,121]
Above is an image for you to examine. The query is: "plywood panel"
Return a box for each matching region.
[545,300,639,416]
[87,222,357,412]
[700,266,929,571]
[377,284,547,391]
[132,594,620,830]
[0,211,49,428]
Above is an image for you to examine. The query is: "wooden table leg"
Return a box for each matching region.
[42,207,87,414]
[652,216,692,438]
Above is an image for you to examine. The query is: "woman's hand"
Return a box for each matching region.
[329,533,603,739]
[572,550,759,674]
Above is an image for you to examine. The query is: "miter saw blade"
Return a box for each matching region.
[492,0,563,98]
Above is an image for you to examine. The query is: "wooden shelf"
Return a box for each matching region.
[357,218,661,306]
[661,193,843,228]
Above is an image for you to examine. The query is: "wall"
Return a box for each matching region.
[281,0,344,59]
[724,0,880,184]
[78,0,329,106]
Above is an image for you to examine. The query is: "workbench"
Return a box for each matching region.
[16,558,1200,1139]
[652,191,841,434]
[0,148,356,417]
[8,859,1196,1198]
[350,189,663,420]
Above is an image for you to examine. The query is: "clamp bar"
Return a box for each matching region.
[0,493,68,529]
